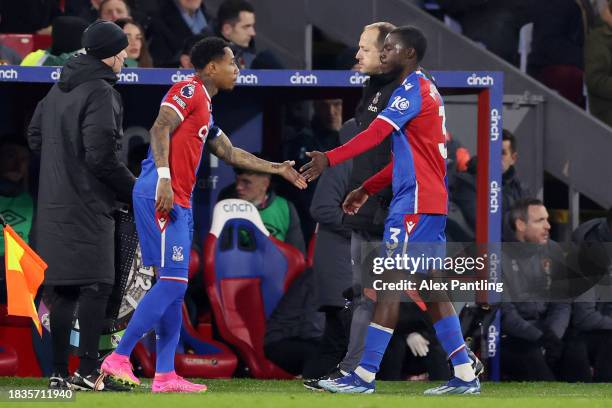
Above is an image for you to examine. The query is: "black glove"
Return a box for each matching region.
[537,327,563,364]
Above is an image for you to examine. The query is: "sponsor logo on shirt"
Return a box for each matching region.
[368,91,382,112]
[390,95,410,111]
[180,84,195,98]
[172,95,186,109]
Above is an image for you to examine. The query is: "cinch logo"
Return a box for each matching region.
[236,73,258,85]
[0,68,18,80]
[390,95,410,111]
[118,72,139,82]
[490,108,500,141]
[490,180,500,214]
[50,68,61,81]
[350,72,368,85]
[222,202,253,213]
[171,71,194,83]
[290,72,317,85]
[467,73,494,86]
[487,324,499,357]
[489,252,499,284]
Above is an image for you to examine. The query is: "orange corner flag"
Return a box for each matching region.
[3,224,47,336]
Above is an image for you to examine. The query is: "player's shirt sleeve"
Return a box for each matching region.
[377,79,422,131]
[207,115,222,142]
[160,82,200,122]
[325,118,394,166]
[363,159,393,195]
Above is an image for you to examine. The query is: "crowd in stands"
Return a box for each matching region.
[0,0,282,69]
[0,0,611,386]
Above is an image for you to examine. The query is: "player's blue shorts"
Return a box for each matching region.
[133,195,193,281]
[382,213,447,275]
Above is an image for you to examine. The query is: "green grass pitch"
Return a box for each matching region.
[1,377,611,408]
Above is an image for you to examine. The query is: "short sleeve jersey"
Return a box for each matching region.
[133,76,221,208]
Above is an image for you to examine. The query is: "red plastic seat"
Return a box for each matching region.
[203,199,306,379]
[0,34,34,58]
[0,344,18,376]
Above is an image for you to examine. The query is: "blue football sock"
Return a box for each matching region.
[155,295,183,373]
[115,278,187,357]
[433,315,471,366]
[358,323,394,374]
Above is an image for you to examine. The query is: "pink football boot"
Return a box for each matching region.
[100,352,141,386]
[152,372,208,393]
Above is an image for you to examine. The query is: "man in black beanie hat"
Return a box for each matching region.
[27,19,135,391]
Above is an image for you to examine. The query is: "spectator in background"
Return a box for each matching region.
[436,0,531,66]
[0,138,33,305]
[148,0,212,67]
[282,99,342,241]
[561,208,612,382]
[66,0,104,23]
[116,18,152,67]
[529,0,597,108]
[99,0,131,22]
[500,198,571,381]
[179,34,207,68]
[21,16,89,66]
[585,0,612,127]
[216,0,282,69]
[452,129,529,239]
[0,0,61,34]
[218,162,306,254]
[27,20,135,390]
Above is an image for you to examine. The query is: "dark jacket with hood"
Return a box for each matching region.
[27,53,135,286]
[342,73,399,236]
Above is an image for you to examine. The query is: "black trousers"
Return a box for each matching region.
[48,283,112,377]
[500,336,556,381]
[264,338,321,376]
[302,307,350,378]
[378,333,451,381]
[560,331,612,382]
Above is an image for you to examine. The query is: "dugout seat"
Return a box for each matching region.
[0,34,52,60]
[0,304,41,376]
[0,344,18,376]
[132,303,238,378]
[203,199,306,379]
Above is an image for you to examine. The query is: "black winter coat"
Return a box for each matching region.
[27,54,135,286]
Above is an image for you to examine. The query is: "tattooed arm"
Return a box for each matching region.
[206,130,307,189]
[150,105,182,213]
